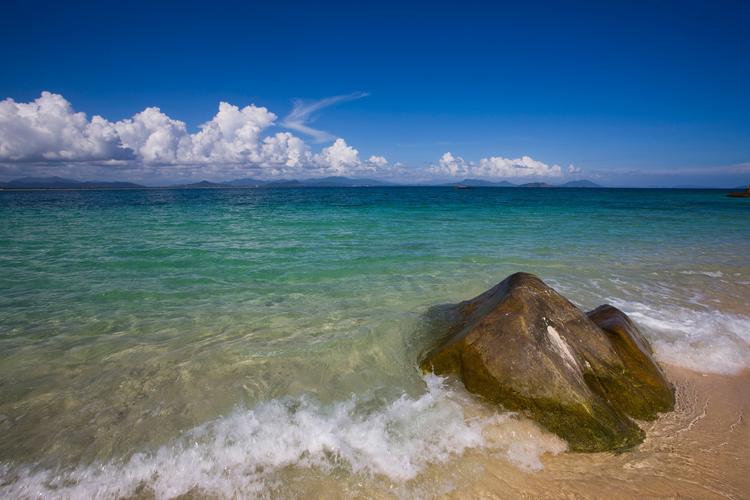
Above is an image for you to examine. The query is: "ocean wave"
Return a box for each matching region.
[610,299,750,375]
[0,374,565,499]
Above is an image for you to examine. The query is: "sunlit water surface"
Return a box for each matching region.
[0,187,748,498]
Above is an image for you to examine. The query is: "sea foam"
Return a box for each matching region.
[0,374,565,499]
[610,299,750,375]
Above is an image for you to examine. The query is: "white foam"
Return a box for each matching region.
[610,299,750,375]
[679,270,724,278]
[0,375,565,499]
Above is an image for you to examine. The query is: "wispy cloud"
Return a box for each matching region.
[281,92,369,143]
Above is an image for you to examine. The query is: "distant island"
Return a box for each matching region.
[2,176,743,191]
[440,179,600,188]
[0,176,396,190]
[0,176,145,190]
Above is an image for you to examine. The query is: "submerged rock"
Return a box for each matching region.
[419,272,674,452]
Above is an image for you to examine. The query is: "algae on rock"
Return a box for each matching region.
[419,272,675,452]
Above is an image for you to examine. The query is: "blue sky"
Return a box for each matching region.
[1,0,749,186]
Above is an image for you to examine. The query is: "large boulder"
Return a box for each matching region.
[419,272,674,452]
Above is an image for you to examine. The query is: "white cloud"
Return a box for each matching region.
[0,93,294,169]
[110,102,285,166]
[281,92,368,143]
[435,152,470,176]
[309,139,392,176]
[113,107,189,164]
[477,156,563,177]
[186,102,278,164]
[0,91,130,162]
[367,155,387,167]
[430,151,565,178]
[260,132,311,169]
[0,92,579,184]
[0,92,380,181]
[314,138,361,174]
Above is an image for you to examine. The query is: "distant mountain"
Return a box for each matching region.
[0,175,398,190]
[442,179,516,187]
[559,180,601,188]
[0,175,613,191]
[76,181,144,189]
[171,180,231,188]
[226,178,266,187]
[299,176,394,187]
[252,176,395,188]
[6,176,77,188]
[2,176,144,189]
[261,179,305,188]
[438,179,601,188]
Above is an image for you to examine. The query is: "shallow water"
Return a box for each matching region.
[0,187,748,498]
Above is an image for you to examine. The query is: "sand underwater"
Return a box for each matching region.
[0,187,748,498]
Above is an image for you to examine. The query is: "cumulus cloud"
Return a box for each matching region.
[281,92,368,143]
[0,92,579,184]
[260,132,311,169]
[314,138,361,174]
[0,91,131,162]
[0,92,397,181]
[434,152,469,177]
[114,107,190,164]
[430,151,567,178]
[185,102,275,164]
[103,102,285,167]
[309,139,392,176]
[0,92,292,168]
[311,138,386,173]
[367,155,388,168]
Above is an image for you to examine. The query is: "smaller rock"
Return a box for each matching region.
[586,305,674,420]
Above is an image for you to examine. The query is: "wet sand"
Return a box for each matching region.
[447,365,749,499]
[220,365,750,499]
[128,365,749,499]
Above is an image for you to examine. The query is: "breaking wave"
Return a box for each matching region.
[611,299,750,375]
[0,374,566,499]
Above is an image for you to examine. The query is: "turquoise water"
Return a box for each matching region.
[1,187,749,497]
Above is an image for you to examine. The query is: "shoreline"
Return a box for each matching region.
[208,364,750,499]
[446,364,749,499]
[2,354,747,498]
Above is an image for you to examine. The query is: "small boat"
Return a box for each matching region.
[454,184,470,190]
[727,185,750,198]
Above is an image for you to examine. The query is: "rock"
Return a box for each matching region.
[586,305,674,420]
[419,272,674,452]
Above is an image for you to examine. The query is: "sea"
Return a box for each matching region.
[0,187,748,498]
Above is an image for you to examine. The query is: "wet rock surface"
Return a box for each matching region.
[420,272,675,452]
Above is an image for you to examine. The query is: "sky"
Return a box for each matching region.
[1,0,749,186]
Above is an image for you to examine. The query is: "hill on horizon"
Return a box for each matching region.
[3,176,692,190]
[1,176,145,189]
[560,180,601,188]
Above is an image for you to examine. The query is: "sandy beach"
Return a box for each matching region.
[207,365,749,499]
[445,365,750,499]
